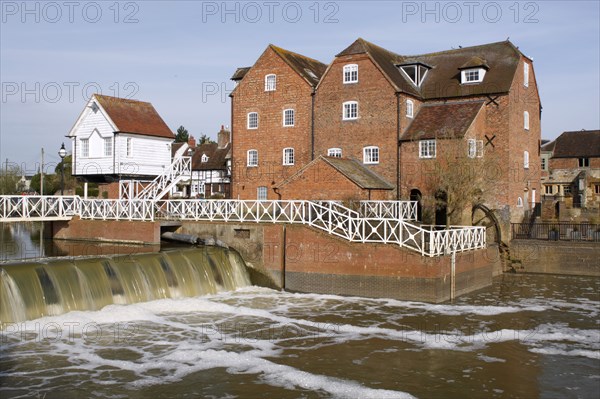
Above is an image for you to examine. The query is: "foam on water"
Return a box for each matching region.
[2,283,598,397]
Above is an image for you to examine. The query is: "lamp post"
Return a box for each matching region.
[58,143,67,195]
[187,147,194,198]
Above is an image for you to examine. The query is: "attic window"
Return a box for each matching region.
[201,154,209,163]
[91,102,99,113]
[399,64,429,86]
[461,68,486,84]
[265,74,276,91]
[343,64,358,84]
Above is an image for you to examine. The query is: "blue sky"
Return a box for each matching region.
[1,0,599,174]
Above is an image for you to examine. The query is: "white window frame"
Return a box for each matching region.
[343,101,358,120]
[247,112,258,129]
[283,147,294,165]
[524,62,529,87]
[524,111,529,130]
[328,148,342,158]
[419,140,436,159]
[283,109,295,127]
[524,151,529,169]
[265,74,276,91]
[468,139,484,158]
[247,149,258,167]
[104,137,112,157]
[517,197,523,207]
[461,68,486,84]
[343,64,358,84]
[545,185,553,195]
[257,186,268,201]
[126,137,132,157]
[81,139,89,158]
[406,100,414,118]
[201,154,209,163]
[363,146,379,164]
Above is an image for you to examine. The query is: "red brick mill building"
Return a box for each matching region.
[230,39,541,242]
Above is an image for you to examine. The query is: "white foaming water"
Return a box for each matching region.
[2,284,598,398]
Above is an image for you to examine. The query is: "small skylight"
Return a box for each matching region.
[304,68,318,81]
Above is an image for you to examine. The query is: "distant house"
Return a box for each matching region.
[67,94,175,198]
[172,126,232,198]
[541,130,600,216]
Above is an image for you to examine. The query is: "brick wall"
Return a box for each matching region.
[314,54,400,196]
[52,217,161,244]
[231,46,315,200]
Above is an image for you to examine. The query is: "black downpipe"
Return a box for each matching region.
[311,89,316,160]
[281,225,286,289]
[396,93,401,200]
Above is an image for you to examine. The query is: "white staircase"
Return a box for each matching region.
[120,143,192,200]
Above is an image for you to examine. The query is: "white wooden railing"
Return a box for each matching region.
[0,196,486,257]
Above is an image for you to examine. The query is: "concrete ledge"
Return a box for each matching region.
[51,217,162,244]
[510,239,600,276]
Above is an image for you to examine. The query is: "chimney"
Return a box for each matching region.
[188,135,196,148]
[217,125,230,149]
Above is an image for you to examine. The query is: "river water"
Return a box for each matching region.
[0,224,599,398]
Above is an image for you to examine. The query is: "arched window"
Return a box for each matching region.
[265,74,276,91]
[247,112,258,129]
[517,197,523,207]
[247,149,258,167]
[524,151,530,169]
[524,111,530,130]
[283,109,295,127]
[283,148,294,165]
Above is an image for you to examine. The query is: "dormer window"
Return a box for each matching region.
[398,63,430,87]
[461,68,486,84]
[459,56,489,84]
[201,154,209,163]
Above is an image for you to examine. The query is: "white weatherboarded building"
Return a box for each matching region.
[68,94,175,197]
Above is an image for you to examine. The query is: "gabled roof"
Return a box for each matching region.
[276,156,393,190]
[231,45,327,87]
[94,94,174,139]
[541,140,556,153]
[335,38,524,100]
[401,101,484,141]
[231,67,251,81]
[172,142,230,171]
[551,130,600,158]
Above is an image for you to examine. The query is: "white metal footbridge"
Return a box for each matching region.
[0,196,485,257]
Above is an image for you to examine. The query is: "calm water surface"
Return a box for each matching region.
[0,224,598,398]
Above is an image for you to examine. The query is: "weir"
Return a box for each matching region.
[0,247,251,323]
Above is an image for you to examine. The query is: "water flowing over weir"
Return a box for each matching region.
[0,247,251,323]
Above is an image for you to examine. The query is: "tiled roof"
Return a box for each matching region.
[276,156,393,190]
[337,38,523,100]
[94,94,174,139]
[231,45,327,87]
[231,67,251,81]
[172,142,230,171]
[323,156,394,189]
[401,101,484,141]
[269,45,327,86]
[552,130,600,158]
